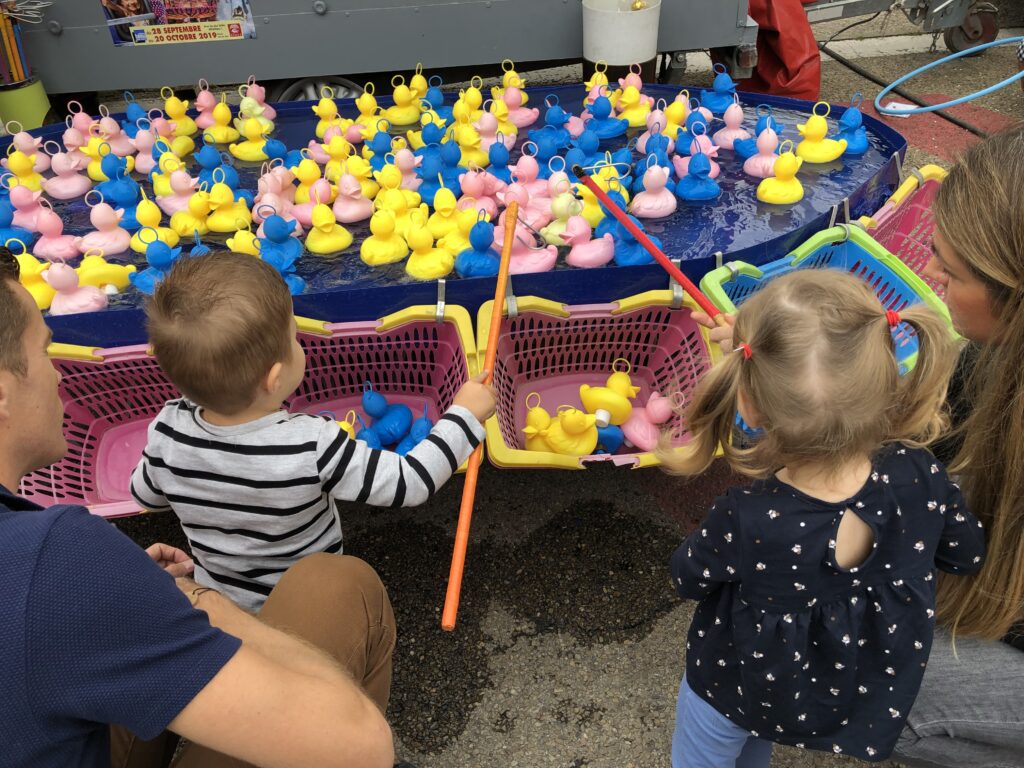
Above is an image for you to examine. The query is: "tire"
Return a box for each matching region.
[943,9,999,55]
[267,76,363,103]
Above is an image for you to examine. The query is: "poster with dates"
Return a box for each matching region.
[100,0,257,47]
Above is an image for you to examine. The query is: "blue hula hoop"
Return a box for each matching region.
[874,35,1024,115]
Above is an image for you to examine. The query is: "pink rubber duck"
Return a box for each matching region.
[672,123,720,180]
[157,170,200,217]
[712,98,751,150]
[290,179,333,229]
[493,217,558,274]
[33,205,81,262]
[687,97,714,126]
[241,76,277,121]
[630,162,677,219]
[617,65,656,108]
[256,163,297,206]
[131,122,158,175]
[67,100,96,137]
[503,85,540,129]
[743,127,780,179]
[2,123,50,173]
[457,170,498,220]
[498,181,551,231]
[10,184,45,232]
[194,79,217,130]
[43,262,108,316]
[42,143,93,200]
[636,110,675,155]
[481,167,508,199]
[332,173,373,224]
[393,147,423,192]
[563,215,614,269]
[97,107,137,157]
[546,163,572,200]
[75,193,131,255]
[61,123,90,171]
[511,147,549,199]
[473,111,502,153]
[306,124,342,165]
[621,391,674,452]
[254,199,303,238]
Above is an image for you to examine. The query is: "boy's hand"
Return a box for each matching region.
[691,311,736,354]
[146,542,195,577]
[453,371,497,423]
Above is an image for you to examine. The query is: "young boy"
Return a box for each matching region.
[130,253,496,611]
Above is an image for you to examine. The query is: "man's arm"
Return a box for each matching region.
[169,582,394,768]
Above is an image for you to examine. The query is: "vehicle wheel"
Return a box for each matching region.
[267,76,363,103]
[943,8,999,55]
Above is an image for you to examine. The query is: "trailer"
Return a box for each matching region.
[22,0,757,101]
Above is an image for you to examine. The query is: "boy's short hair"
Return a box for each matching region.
[146,253,293,415]
[0,246,29,376]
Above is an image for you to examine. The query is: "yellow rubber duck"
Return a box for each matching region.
[584,60,610,93]
[150,151,184,199]
[491,59,529,105]
[579,359,640,427]
[383,74,423,127]
[305,203,353,254]
[360,209,409,266]
[488,98,518,140]
[169,190,212,236]
[345,154,381,200]
[757,142,804,205]
[456,77,486,123]
[542,406,598,457]
[84,131,136,183]
[354,83,380,128]
[16,251,54,310]
[578,173,630,229]
[437,206,477,256]
[77,250,136,293]
[406,109,446,151]
[293,158,332,205]
[405,213,453,280]
[227,224,261,257]
[228,118,270,163]
[450,112,488,169]
[522,392,551,452]
[617,85,651,129]
[162,86,198,138]
[374,163,421,210]
[206,181,252,233]
[233,96,275,136]
[410,63,430,100]
[131,190,179,253]
[322,135,354,182]
[796,102,847,164]
[606,358,641,399]
[312,87,348,140]
[6,150,43,191]
[338,409,358,439]
[662,93,688,140]
[205,97,240,144]
[427,186,460,241]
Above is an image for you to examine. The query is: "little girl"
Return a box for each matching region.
[663,270,986,767]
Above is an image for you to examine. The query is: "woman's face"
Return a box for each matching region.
[924,229,1002,343]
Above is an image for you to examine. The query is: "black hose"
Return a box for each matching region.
[819,42,988,138]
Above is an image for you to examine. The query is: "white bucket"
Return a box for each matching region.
[582,0,662,67]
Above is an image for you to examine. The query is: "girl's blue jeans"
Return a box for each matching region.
[672,677,774,768]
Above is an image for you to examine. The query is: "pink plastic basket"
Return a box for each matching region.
[477,291,719,470]
[21,308,476,517]
[863,165,946,297]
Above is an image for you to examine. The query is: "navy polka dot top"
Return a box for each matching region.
[671,444,985,761]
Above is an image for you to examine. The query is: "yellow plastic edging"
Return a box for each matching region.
[295,314,330,336]
[886,164,948,207]
[47,342,103,362]
[479,291,721,471]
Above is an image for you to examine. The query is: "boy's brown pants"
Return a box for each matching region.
[110,553,396,768]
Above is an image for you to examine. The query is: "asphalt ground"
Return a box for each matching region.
[111,22,1022,768]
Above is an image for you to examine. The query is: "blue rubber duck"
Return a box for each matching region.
[700,63,738,115]
[120,92,148,139]
[596,424,625,454]
[455,218,500,278]
[365,130,394,173]
[98,154,142,231]
[527,95,571,150]
[487,139,513,184]
[587,94,628,141]
[571,128,605,170]
[0,198,35,252]
[835,93,869,156]
[355,415,383,450]
[129,239,182,295]
[413,121,447,157]
[258,214,305,295]
[676,150,721,202]
[417,154,447,208]
[734,110,787,160]
[396,406,434,456]
[196,144,255,208]
[612,214,661,267]
[594,188,629,240]
[363,382,413,446]
[424,76,454,125]
[529,127,563,180]
[631,152,676,196]
[439,140,466,188]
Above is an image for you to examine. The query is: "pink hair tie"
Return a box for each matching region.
[736,342,752,360]
[885,309,901,327]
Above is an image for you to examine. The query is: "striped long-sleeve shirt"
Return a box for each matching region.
[130,399,485,610]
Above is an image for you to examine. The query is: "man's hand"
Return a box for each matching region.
[146,543,195,577]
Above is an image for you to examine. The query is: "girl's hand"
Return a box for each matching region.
[692,311,737,354]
